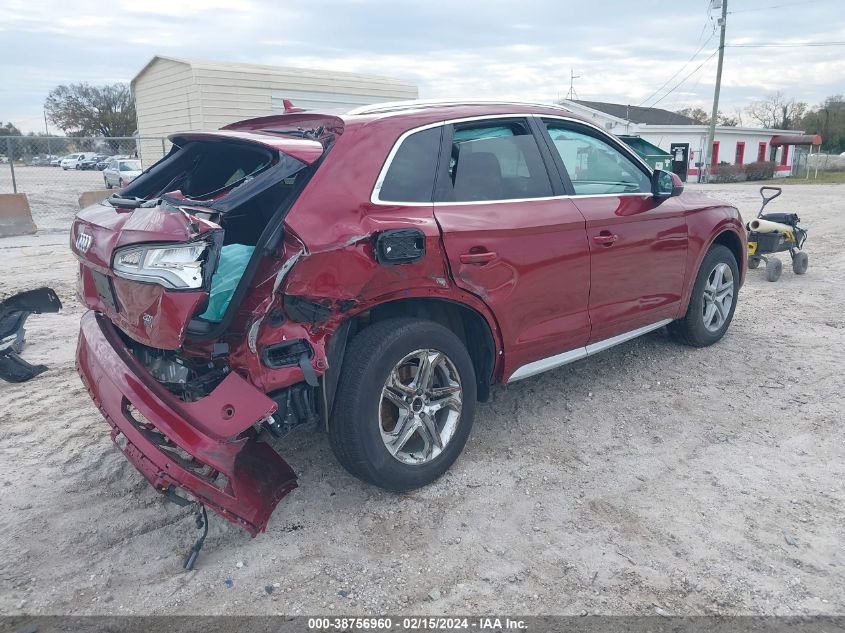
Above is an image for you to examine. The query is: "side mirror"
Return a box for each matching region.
[652,169,684,198]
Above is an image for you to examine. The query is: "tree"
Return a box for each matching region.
[1,122,24,159]
[0,122,22,137]
[44,83,136,139]
[745,92,807,129]
[675,108,738,126]
[798,94,845,154]
[676,107,710,123]
[718,112,739,127]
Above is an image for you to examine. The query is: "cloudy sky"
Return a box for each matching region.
[2,0,843,132]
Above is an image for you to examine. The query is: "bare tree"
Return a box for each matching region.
[675,108,738,126]
[44,83,136,138]
[676,107,710,123]
[745,92,807,129]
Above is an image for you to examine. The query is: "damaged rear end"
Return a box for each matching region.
[72,118,341,534]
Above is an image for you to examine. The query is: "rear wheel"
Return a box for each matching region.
[748,255,761,270]
[792,251,808,275]
[104,176,112,189]
[669,244,739,347]
[330,318,476,491]
[766,257,783,282]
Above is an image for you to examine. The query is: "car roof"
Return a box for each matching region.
[341,99,594,128]
[224,100,596,139]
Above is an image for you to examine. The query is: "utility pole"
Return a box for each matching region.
[704,0,728,183]
[43,110,52,157]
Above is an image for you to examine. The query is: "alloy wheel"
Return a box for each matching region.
[702,262,734,332]
[379,349,463,465]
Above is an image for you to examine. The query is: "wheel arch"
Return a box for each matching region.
[711,228,745,276]
[332,296,500,405]
[678,220,747,318]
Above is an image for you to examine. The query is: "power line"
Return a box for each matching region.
[693,0,715,48]
[726,41,845,47]
[649,49,720,109]
[728,0,830,14]
[637,18,717,107]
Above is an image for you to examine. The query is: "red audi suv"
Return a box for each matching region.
[72,101,746,535]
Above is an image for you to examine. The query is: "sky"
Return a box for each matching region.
[1,0,844,133]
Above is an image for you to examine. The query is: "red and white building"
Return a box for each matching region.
[559,100,820,181]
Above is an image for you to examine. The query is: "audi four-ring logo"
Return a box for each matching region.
[75,230,93,253]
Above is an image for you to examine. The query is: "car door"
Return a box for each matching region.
[430,117,591,381]
[539,118,688,344]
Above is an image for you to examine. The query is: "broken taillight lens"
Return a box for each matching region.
[113,241,208,289]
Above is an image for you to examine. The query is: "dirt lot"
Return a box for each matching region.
[1,182,843,616]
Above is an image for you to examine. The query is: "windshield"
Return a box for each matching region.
[119,160,142,171]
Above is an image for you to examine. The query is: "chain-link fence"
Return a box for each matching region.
[0,135,171,196]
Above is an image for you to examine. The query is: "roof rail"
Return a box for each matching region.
[346,99,574,116]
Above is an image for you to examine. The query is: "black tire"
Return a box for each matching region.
[765,257,783,282]
[104,177,112,189]
[669,244,739,347]
[748,255,761,270]
[792,251,808,275]
[329,317,476,492]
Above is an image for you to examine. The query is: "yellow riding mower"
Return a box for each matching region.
[746,186,808,282]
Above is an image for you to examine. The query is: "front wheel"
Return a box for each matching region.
[330,318,476,491]
[792,251,808,275]
[669,244,739,347]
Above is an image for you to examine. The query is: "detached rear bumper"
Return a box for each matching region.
[76,311,297,536]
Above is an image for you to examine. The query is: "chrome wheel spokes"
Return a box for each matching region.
[379,349,463,465]
[702,262,734,332]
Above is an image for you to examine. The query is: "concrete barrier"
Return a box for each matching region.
[78,189,112,209]
[0,193,37,238]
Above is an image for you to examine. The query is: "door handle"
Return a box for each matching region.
[593,233,619,246]
[460,251,498,265]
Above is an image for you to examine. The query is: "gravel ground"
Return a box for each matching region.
[0,180,843,616]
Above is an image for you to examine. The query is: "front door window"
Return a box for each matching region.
[543,124,651,195]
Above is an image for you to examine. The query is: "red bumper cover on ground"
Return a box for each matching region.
[76,311,297,535]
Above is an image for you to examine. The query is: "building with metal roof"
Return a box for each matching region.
[131,55,418,165]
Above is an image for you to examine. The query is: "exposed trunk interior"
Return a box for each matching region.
[74,134,322,348]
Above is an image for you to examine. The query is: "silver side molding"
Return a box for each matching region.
[507,319,673,383]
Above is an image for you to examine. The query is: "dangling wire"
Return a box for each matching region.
[183,504,209,571]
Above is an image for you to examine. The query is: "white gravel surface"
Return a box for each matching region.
[0,180,843,616]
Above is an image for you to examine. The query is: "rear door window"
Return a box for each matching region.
[439,120,553,202]
[543,122,651,195]
[378,126,442,203]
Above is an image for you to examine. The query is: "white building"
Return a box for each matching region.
[559,99,815,181]
[131,55,418,165]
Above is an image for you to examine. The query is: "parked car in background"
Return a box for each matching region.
[29,155,56,166]
[51,156,66,166]
[96,155,124,170]
[102,158,142,188]
[72,101,746,536]
[61,153,96,170]
[80,154,109,170]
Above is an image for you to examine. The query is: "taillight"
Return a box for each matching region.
[112,241,209,289]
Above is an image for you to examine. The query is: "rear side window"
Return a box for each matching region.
[378,126,442,203]
[441,120,552,202]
